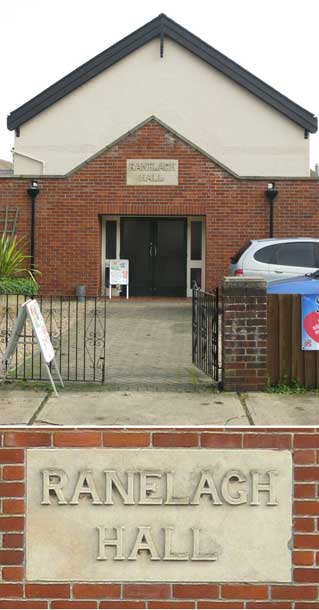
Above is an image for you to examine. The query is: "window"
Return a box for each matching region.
[274,242,317,267]
[191,268,202,288]
[105,221,117,259]
[102,217,120,294]
[191,221,202,260]
[187,218,205,296]
[254,244,279,263]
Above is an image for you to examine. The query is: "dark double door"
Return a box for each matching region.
[121,218,187,296]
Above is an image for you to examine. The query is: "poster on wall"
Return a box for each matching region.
[301,294,319,350]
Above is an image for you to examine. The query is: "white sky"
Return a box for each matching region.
[1,0,318,167]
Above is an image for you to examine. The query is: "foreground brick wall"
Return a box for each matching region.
[222,278,268,391]
[0,120,318,295]
[1,427,319,608]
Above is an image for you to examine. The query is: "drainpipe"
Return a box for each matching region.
[27,181,40,272]
[264,182,278,238]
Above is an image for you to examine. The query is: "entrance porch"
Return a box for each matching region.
[102,216,205,297]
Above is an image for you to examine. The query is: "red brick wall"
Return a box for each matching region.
[222,278,268,391]
[0,120,318,295]
[1,427,319,608]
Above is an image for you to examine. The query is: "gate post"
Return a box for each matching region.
[222,277,268,391]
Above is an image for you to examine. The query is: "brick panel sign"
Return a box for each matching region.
[26,448,292,582]
[1,428,319,608]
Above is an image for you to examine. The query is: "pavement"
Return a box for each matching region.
[0,384,318,426]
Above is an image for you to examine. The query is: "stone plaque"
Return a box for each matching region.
[126,160,178,185]
[26,449,292,582]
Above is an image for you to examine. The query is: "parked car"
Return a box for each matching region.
[267,270,319,294]
[229,238,319,281]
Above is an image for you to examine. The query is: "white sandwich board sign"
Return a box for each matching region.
[109,259,129,299]
[25,300,55,363]
[2,299,63,396]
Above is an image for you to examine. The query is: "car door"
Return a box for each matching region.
[268,241,318,280]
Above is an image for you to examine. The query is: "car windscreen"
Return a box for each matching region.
[230,241,252,264]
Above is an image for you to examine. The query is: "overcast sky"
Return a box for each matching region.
[1,0,318,168]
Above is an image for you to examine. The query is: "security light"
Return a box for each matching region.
[28,180,40,196]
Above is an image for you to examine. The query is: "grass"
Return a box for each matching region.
[266,380,315,394]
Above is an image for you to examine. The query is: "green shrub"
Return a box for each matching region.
[0,277,39,296]
[0,235,32,277]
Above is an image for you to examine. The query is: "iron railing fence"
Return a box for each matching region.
[192,287,220,381]
[0,295,106,383]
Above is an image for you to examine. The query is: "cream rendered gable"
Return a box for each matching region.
[13,38,309,176]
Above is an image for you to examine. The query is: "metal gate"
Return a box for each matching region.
[192,287,220,381]
[0,295,106,383]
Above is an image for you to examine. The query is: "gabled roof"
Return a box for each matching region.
[7,14,318,133]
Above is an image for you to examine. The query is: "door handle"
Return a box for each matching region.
[154,245,157,257]
[149,243,153,257]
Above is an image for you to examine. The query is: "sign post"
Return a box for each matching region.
[2,299,64,396]
[109,259,129,299]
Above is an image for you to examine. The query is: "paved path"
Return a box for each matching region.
[104,299,213,390]
[1,385,319,426]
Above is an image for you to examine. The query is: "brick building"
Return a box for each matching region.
[1,14,318,296]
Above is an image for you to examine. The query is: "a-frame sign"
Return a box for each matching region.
[2,299,64,396]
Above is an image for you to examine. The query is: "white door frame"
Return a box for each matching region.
[101,215,205,297]
[187,217,206,297]
[101,216,121,296]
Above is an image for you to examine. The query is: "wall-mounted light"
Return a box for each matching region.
[27,180,40,197]
[27,180,40,272]
[264,181,278,238]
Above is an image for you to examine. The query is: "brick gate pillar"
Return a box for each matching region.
[222,277,268,391]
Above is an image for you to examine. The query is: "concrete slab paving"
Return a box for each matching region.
[0,389,46,425]
[35,390,247,426]
[246,393,319,425]
[0,385,318,427]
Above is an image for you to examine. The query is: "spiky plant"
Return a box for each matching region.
[0,235,37,282]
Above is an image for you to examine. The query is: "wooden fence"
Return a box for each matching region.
[268,294,319,388]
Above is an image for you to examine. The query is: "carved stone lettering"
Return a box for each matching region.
[127,159,179,185]
[221,470,248,505]
[104,470,135,505]
[128,526,161,561]
[69,470,103,505]
[41,468,279,506]
[27,449,292,582]
[96,526,125,561]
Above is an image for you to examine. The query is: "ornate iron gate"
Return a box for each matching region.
[0,296,106,383]
[192,287,220,381]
